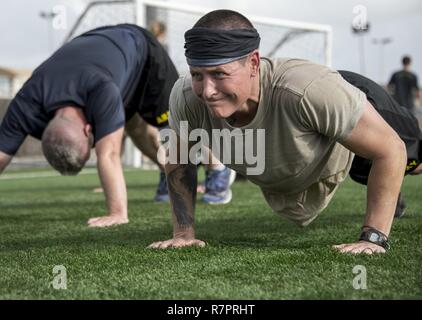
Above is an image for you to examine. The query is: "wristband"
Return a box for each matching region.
[359,226,390,250]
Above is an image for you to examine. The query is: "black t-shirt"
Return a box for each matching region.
[0,24,179,155]
[388,70,419,109]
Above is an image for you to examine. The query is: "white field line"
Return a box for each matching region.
[0,168,140,181]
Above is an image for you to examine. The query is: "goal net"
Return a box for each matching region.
[140,0,332,74]
[65,0,332,70]
[65,0,137,41]
[4,0,332,170]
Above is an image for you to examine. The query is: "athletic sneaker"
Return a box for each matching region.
[154,171,169,202]
[203,167,235,204]
[394,192,406,218]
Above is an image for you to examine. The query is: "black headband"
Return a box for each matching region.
[184,27,261,66]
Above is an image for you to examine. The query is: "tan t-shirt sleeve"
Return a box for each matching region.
[299,71,366,141]
[168,76,203,136]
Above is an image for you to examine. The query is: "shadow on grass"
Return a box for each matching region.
[0,197,157,211]
[0,182,158,194]
[0,210,363,253]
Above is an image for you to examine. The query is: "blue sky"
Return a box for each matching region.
[1,0,421,84]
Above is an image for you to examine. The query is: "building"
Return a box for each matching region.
[0,67,32,99]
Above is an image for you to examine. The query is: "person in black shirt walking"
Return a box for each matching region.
[388,55,421,111]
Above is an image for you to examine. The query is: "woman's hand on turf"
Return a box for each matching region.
[333,241,386,254]
[148,237,206,249]
[87,214,129,227]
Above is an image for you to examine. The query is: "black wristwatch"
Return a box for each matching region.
[359,227,390,250]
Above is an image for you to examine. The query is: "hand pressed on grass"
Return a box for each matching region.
[333,241,386,254]
[87,214,129,227]
[148,238,206,249]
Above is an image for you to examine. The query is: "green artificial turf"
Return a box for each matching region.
[0,169,420,299]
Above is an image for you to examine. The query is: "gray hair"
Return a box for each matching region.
[42,118,92,175]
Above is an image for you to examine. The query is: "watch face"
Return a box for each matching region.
[369,233,379,242]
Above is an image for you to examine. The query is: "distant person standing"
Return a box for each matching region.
[388,56,421,111]
[149,21,168,51]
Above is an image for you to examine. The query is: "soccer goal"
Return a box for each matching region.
[5,0,332,171]
[64,0,332,69]
[139,0,332,73]
[35,0,332,170]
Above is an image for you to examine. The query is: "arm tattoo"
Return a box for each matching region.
[166,164,197,227]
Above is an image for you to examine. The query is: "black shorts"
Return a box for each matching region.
[123,24,179,128]
[339,70,422,185]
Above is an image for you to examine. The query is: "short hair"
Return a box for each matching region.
[193,9,254,30]
[402,55,411,66]
[42,119,91,175]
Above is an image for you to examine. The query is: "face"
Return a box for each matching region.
[80,123,93,161]
[66,112,93,167]
[189,52,259,119]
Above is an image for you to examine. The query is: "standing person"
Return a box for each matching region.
[149,21,168,51]
[388,55,421,112]
[149,10,422,254]
[0,24,178,227]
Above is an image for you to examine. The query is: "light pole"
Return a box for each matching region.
[372,37,392,84]
[39,10,58,53]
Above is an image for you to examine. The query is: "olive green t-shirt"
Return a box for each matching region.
[169,57,366,199]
